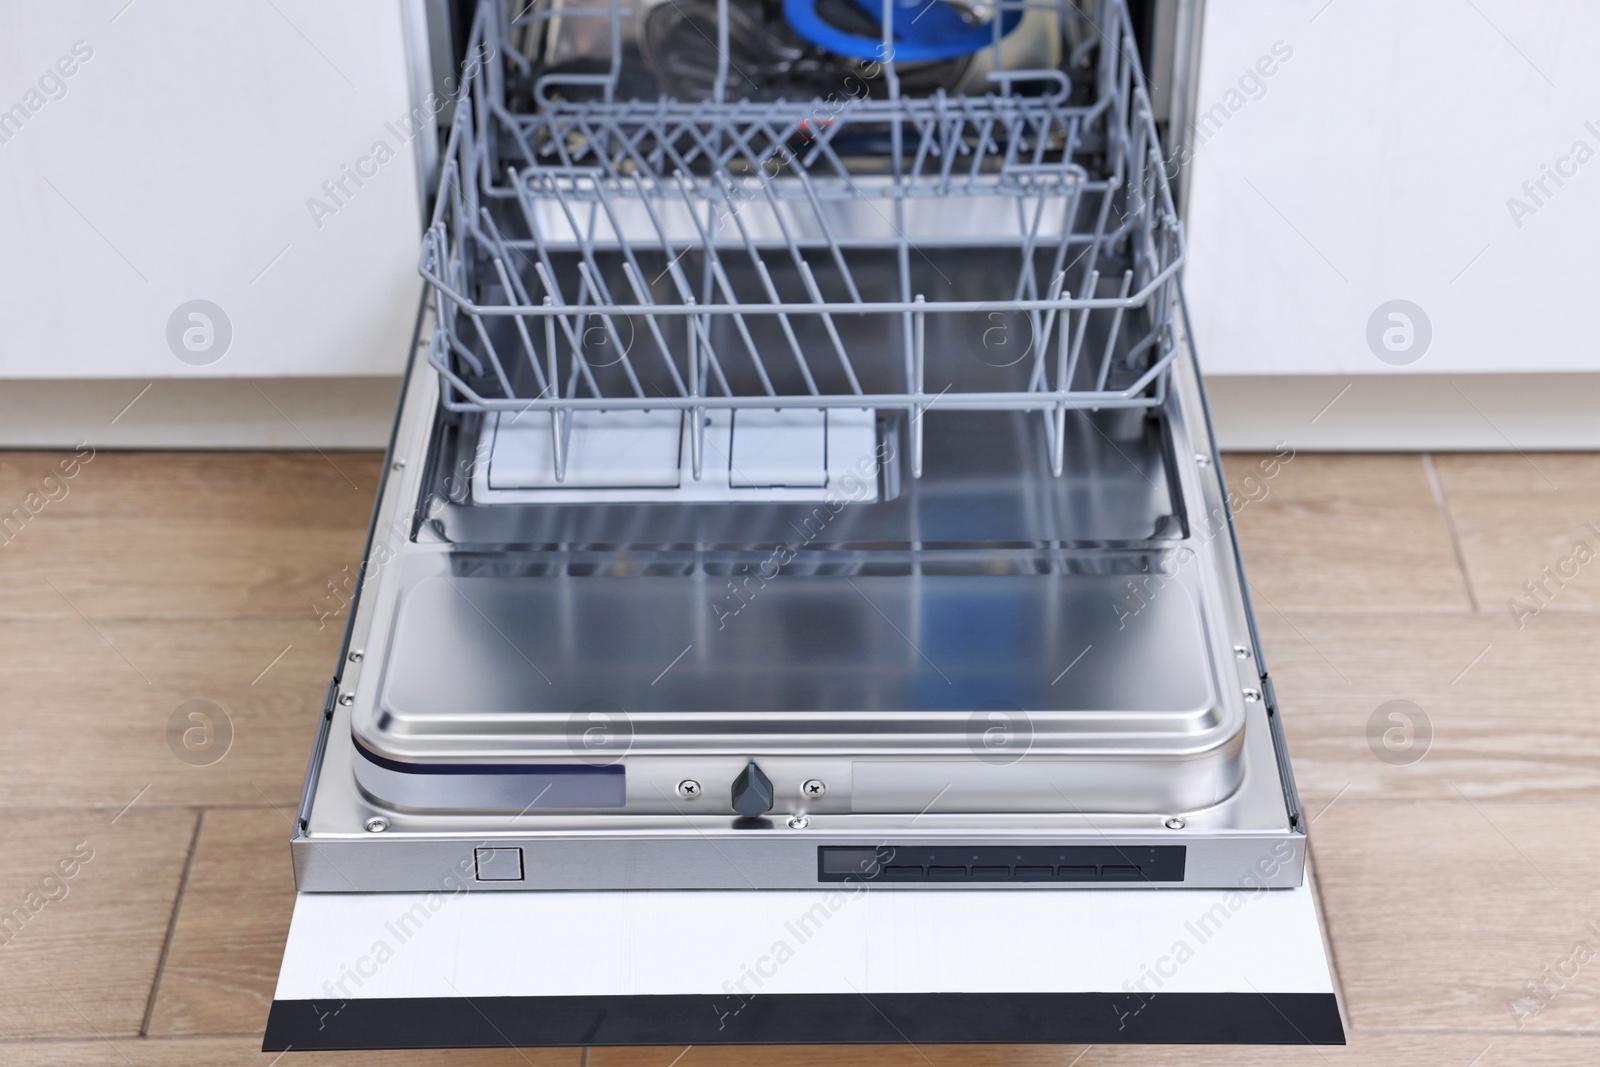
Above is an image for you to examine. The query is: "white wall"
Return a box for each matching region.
[0,0,425,380]
[1183,0,1600,376]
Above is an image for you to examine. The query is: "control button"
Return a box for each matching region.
[474,847,524,882]
[731,761,774,818]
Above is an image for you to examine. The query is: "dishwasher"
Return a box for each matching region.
[266,0,1343,1050]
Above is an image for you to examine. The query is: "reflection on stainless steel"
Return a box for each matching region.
[379,571,1217,723]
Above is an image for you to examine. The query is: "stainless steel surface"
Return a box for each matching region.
[346,364,1248,817]
[1144,0,1208,218]
[287,0,1309,891]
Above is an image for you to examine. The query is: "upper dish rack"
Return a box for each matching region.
[421,0,1183,481]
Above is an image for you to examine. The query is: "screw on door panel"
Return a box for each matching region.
[802,779,826,798]
[676,779,702,799]
[364,817,389,833]
[1164,816,1186,830]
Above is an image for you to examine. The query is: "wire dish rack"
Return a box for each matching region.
[422,0,1183,480]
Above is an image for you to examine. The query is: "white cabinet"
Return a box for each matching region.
[0,0,427,379]
[1183,0,1600,376]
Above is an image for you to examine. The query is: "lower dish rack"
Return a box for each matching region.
[423,0,1184,484]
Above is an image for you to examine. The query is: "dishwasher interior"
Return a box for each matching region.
[291,0,1308,894]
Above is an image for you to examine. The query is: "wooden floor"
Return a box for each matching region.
[2,448,1598,1065]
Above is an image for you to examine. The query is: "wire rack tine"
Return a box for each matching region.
[621,170,734,399]
[686,297,703,480]
[585,180,691,395]
[912,294,926,479]
[796,259,864,395]
[1094,269,1135,392]
[539,179,646,396]
[477,209,552,397]
[663,172,755,393]
[530,260,605,400]
[508,171,605,399]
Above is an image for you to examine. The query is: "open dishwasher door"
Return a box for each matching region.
[268,0,1343,1049]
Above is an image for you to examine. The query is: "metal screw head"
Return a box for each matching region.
[338,692,355,706]
[392,460,406,471]
[802,778,826,798]
[348,650,363,663]
[1233,645,1250,660]
[1243,688,1262,703]
[676,779,701,799]
[364,816,390,833]
[787,815,809,830]
[1164,816,1186,830]
[1194,453,1211,467]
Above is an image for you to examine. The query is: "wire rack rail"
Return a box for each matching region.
[422,0,1184,479]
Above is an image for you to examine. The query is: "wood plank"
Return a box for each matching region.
[146,809,294,1037]
[4,1031,1594,1066]
[1256,610,1600,803]
[1221,453,1470,613]
[0,1036,577,1065]
[1313,800,1600,1032]
[1432,452,1600,497]
[0,810,195,1039]
[0,451,380,620]
[590,1032,1593,1065]
[0,616,342,809]
[1433,452,1600,616]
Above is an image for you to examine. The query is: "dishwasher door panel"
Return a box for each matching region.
[265,876,1343,1049]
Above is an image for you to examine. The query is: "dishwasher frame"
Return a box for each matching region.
[288,0,1307,894]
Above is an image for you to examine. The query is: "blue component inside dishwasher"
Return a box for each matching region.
[783,0,1023,63]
